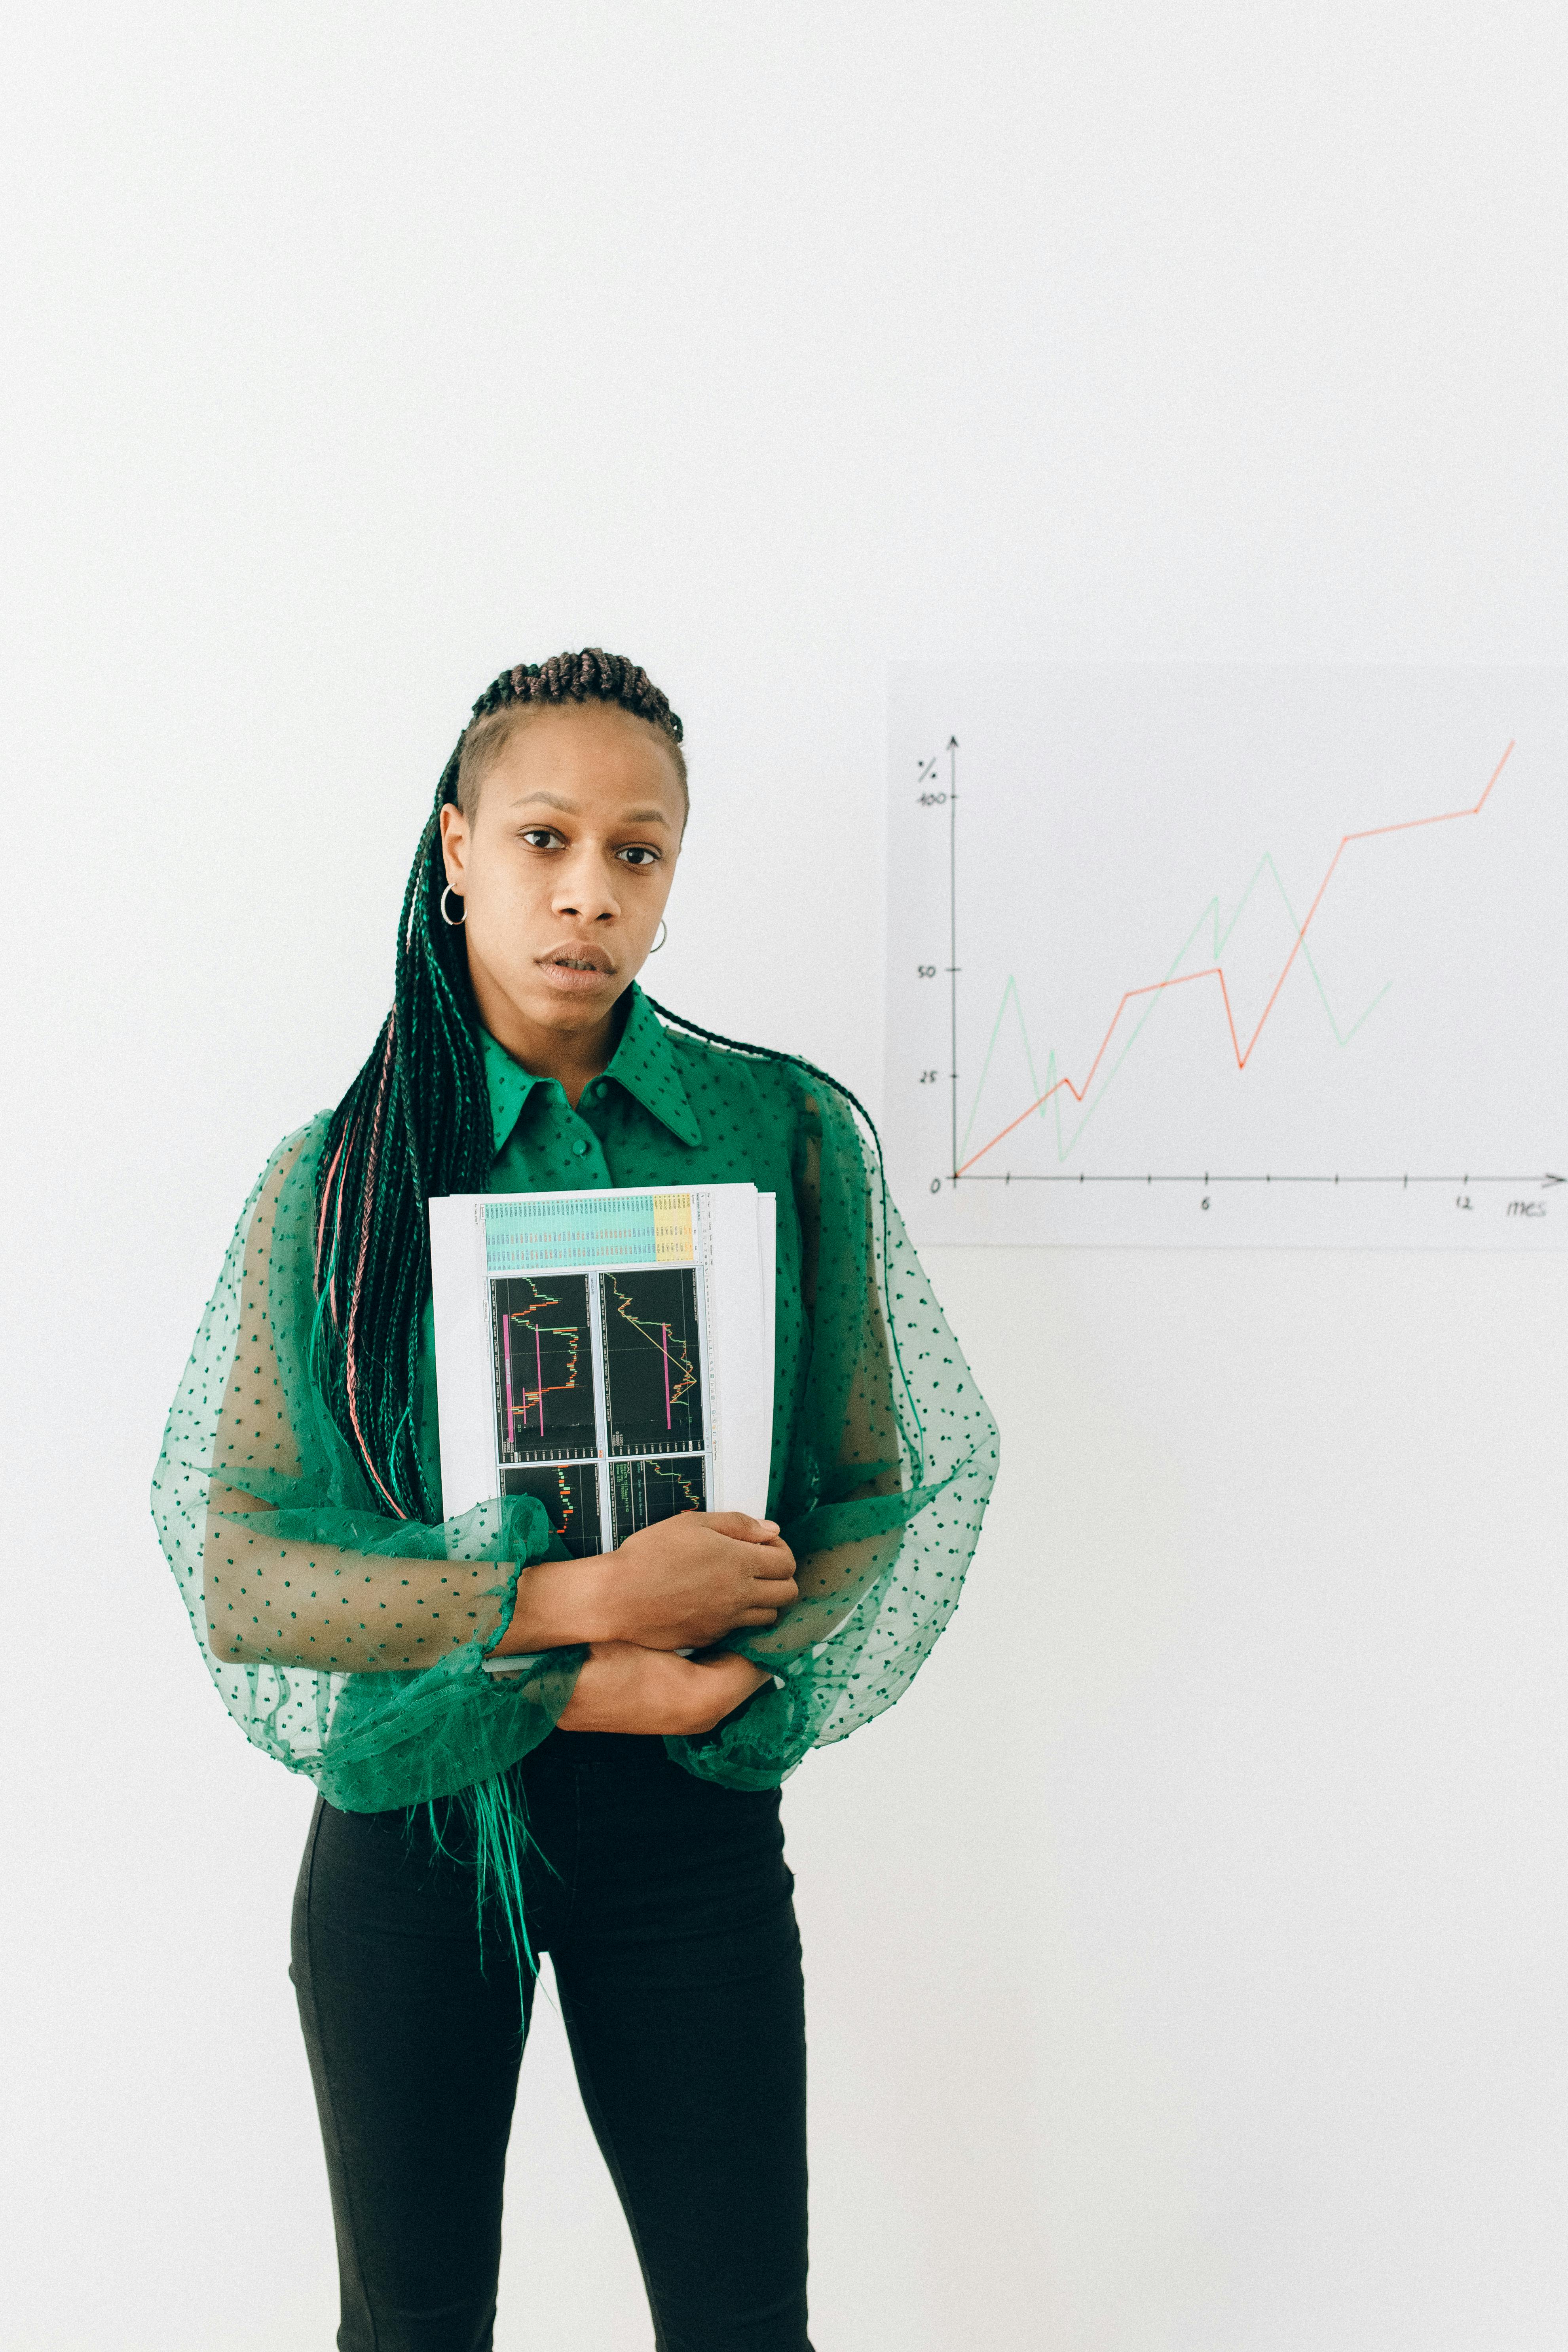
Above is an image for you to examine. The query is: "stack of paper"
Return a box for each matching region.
[430,1184,776,1581]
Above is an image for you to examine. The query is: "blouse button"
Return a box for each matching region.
[571,1139,588,1156]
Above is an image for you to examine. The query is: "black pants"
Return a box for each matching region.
[290,1731,811,2352]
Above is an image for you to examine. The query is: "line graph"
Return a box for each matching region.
[885,665,1567,1248]
[957,741,1515,1177]
[611,1455,709,1544]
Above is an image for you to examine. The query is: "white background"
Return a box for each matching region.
[3,7,1566,2348]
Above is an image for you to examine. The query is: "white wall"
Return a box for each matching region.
[4,6,1566,2346]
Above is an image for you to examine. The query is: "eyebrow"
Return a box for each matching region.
[507,790,674,828]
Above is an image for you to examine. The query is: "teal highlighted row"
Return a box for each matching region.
[484,1192,669,1274]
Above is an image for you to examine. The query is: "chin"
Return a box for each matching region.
[524,973,625,1020]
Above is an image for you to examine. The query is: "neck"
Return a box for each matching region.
[471,970,631,1110]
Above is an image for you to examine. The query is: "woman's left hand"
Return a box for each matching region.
[555,1642,769,1736]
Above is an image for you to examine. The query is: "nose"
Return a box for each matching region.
[551,843,621,925]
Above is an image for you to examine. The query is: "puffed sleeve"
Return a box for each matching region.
[668,1078,999,1788]
[150,1115,581,1808]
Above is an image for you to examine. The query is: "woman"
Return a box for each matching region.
[153,648,997,2352]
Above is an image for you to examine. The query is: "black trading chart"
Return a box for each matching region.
[610,1454,708,1545]
[501,1462,604,1558]
[478,1192,719,1569]
[492,1274,596,1463]
[600,1268,704,1456]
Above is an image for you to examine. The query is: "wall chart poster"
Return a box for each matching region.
[885,664,1567,1248]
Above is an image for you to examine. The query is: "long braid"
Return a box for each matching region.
[311,652,684,1520]
[640,998,928,1475]
[640,997,887,1165]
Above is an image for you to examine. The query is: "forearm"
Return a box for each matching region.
[203,1515,519,1672]
[492,1513,799,1657]
[490,1552,618,1655]
[554,1642,770,1735]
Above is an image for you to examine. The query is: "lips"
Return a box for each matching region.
[540,947,611,971]
[537,945,615,992]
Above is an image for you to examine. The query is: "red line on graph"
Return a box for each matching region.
[534,1325,545,1435]
[955,742,1516,1177]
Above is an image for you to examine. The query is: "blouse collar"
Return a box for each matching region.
[477,981,703,1158]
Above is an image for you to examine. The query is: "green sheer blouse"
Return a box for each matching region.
[152,987,998,1807]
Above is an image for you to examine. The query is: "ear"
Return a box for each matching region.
[438,802,471,890]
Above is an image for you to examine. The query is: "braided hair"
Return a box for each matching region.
[311,651,685,1519]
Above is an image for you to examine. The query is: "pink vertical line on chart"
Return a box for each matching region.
[661,1325,671,1428]
[503,1311,515,1443]
[535,1326,545,1435]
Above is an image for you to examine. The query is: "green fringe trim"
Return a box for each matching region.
[408,1767,560,1993]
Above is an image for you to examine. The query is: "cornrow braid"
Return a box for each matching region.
[311,651,685,1520]
[470,647,683,737]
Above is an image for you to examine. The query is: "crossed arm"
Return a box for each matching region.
[197,1134,798,1736]
[199,1117,898,1739]
[491,1510,797,1734]
[203,1490,799,1733]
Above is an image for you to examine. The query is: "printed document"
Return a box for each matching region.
[430,1184,776,1588]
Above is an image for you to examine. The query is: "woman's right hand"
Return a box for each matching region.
[492,1511,797,1657]
[601,1511,797,1649]
[555,1642,771,1735]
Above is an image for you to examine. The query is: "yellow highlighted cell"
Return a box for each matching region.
[652,1192,694,1262]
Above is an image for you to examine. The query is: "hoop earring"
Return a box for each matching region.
[440,885,466,928]
[649,919,668,953]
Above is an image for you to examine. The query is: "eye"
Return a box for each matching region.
[617,845,662,868]
[519,827,564,850]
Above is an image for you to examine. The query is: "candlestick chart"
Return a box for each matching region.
[602,1267,704,1455]
[502,1461,603,1558]
[493,1274,596,1459]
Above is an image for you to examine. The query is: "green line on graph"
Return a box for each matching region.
[957,852,1393,1167]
